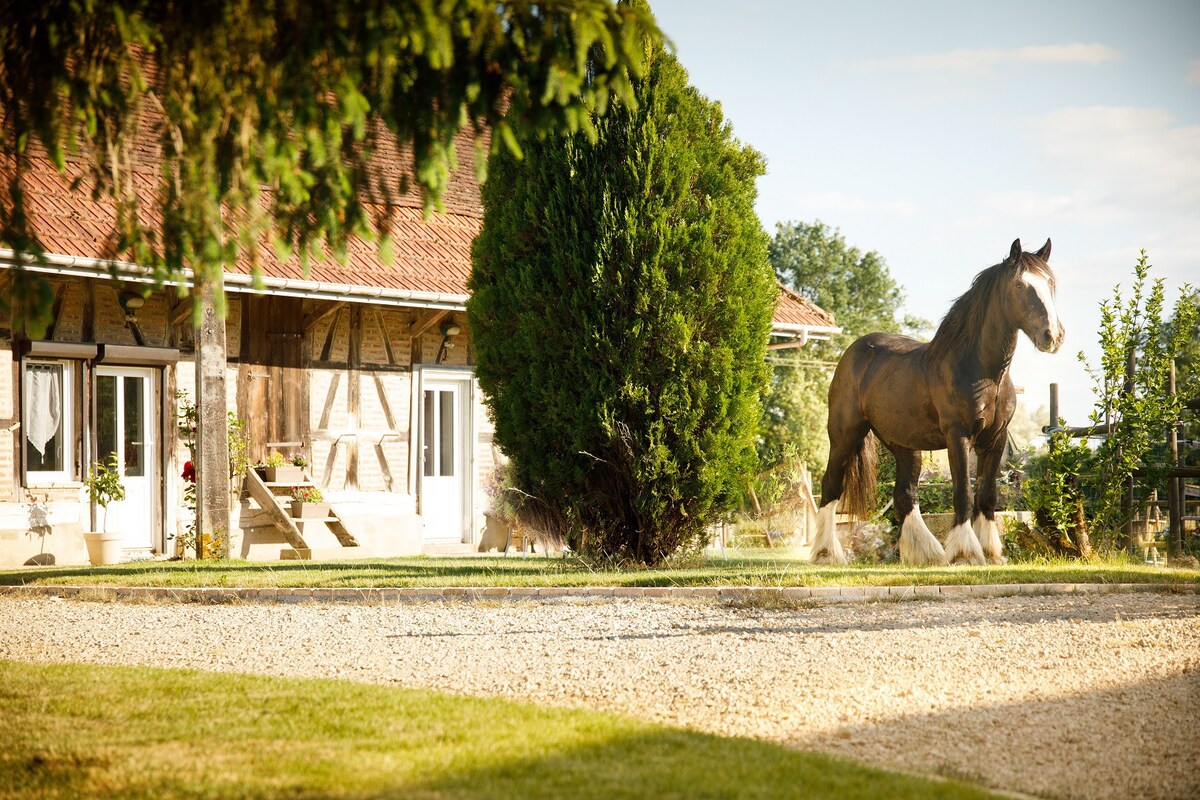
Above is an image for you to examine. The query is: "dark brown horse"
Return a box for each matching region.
[811,239,1064,565]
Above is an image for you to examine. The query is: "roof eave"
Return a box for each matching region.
[0,249,469,312]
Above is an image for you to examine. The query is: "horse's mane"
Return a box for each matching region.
[925,252,1053,363]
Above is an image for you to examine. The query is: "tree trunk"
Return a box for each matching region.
[194,278,230,557]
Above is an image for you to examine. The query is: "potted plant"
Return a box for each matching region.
[262,451,304,484]
[291,453,308,468]
[290,486,329,520]
[83,454,126,565]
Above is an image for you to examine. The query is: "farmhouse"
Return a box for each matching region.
[0,133,838,567]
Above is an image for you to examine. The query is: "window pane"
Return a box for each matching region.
[123,376,145,477]
[25,364,64,473]
[96,375,118,468]
[422,390,435,477]
[439,391,455,477]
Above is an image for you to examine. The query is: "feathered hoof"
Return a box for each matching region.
[812,548,849,565]
[986,554,1008,565]
[942,522,986,566]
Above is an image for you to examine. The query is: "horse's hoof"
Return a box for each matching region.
[812,550,847,565]
[986,555,1007,565]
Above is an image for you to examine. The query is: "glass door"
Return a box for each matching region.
[420,380,465,542]
[95,367,156,552]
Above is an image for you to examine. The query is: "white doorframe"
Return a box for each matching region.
[416,367,474,544]
[94,365,159,554]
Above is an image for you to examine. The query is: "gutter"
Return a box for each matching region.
[768,321,840,351]
[0,249,469,312]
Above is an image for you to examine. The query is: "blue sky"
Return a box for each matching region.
[650,0,1200,427]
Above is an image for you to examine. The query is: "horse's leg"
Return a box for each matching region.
[972,438,1007,564]
[941,433,985,565]
[892,447,945,565]
[811,409,868,565]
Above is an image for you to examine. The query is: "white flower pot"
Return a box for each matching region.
[291,501,330,520]
[83,532,125,565]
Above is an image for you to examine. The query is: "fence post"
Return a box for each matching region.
[1167,362,1182,560]
[1049,383,1059,428]
[1123,349,1137,555]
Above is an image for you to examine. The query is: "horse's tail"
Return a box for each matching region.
[839,431,878,519]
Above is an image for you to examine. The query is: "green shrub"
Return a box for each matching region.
[468,34,775,566]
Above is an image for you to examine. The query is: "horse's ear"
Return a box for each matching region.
[1009,239,1022,262]
[1035,238,1051,261]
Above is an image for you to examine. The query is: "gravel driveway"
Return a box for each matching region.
[2,591,1197,799]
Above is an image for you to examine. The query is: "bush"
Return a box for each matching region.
[468,35,775,565]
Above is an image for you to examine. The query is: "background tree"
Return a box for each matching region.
[759,221,926,472]
[0,0,660,333]
[468,33,775,566]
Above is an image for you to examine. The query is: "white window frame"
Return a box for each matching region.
[22,358,76,486]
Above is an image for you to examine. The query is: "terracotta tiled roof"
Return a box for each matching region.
[774,283,838,330]
[5,135,838,331]
[4,128,483,298]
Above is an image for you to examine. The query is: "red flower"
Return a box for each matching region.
[182,461,196,482]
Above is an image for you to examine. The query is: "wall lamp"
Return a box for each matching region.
[436,321,462,364]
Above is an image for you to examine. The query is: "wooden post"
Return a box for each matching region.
[1167,361,1182,559]
[1122,349,1137,554]
[1048,383,1059,428]
[194,278,230,557]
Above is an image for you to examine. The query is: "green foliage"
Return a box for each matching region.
[468,34,775,565]
[85,455,126,533]
[291,486,324,503]
[1167,287,1200,441]
[85,455,126,510]
[0,0,661,335]
[1080,251,1197,543]
[758,359,831,471]
[290,453,309,467]
[174,392,248,558]
[769,220,927,351]
[265,451,288,468]
[760,221,927,474]
[1023,429,1093,552]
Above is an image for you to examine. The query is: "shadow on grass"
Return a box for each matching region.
[0,660,999,800]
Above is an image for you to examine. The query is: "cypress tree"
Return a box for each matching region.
[468,35,775,565]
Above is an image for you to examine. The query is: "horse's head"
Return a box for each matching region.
[1006,238,1065,353]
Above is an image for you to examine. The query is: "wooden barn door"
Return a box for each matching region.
[237,296,309,462]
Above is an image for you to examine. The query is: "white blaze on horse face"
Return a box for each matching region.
[810,500,847,564]
[942,521,986,565]
[1021,270,1063,352]
[974,514,1006,565]
[898,505,946,565]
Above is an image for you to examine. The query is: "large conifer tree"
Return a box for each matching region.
[468,36,775,565]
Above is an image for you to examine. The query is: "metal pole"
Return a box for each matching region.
[1167,362,1182,560]
[1049,383,1059,428]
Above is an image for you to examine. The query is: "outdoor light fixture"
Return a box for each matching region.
[435,321,462,363]
[118,291,145,322]
[118,290,147,346]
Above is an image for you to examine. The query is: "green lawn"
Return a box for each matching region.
[2,549,1196,589]
[0,659,1000,800]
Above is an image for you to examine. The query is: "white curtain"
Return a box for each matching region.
[26,364,62,457]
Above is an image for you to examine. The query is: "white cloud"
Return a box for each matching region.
[1033,106,1200,214]
[785,191,919,218]
[858,43,1121,75]
[1188,59,1200,86]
